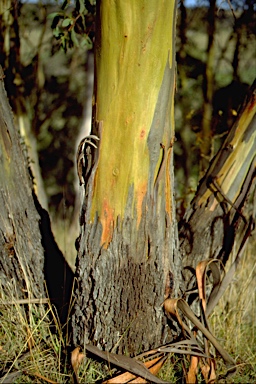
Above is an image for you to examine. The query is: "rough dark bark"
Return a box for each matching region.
[0,66,45,299]
[0,66,74,324]
[180,80,256,275]
[72,0,182,355]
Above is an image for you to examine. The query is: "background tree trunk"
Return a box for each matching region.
[199,0,216,175]
[72,0,182,355]
[0,0,48,210]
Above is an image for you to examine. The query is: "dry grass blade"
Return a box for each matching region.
[158,339,209,358]
[195,259,221,382]
[196,259,224,315]
[71,346,85,384]
[103,371,137,383]
[199,358,216,384]
[186,355,199,384]
[183,234,254,383]
[164,298,236,373]
[0,370,23,384]
[185,241,254,383]
[104,355,166,384]
[23,370,59,383]
[129,356,167,383]
[85,344,167,384]
[0,298,50,305]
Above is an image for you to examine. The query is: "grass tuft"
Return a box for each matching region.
[0,279,110,383]
[0,280,69,383]
[209,238,256,383]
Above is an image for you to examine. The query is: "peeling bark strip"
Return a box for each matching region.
[72,1,182,354]
[180,80,256,269]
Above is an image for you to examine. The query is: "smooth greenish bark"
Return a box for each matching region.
[91,1,176,246]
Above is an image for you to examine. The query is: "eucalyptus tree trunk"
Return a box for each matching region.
[180,81,256,272]
[0,66,45,300]
[72,0,181,355]
[0,66,73,323]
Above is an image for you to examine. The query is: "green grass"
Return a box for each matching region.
[0,280,109,383]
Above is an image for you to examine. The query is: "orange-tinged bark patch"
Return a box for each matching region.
[136,180,148,226]
[140,128,146,139]
[101,198,115,248]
